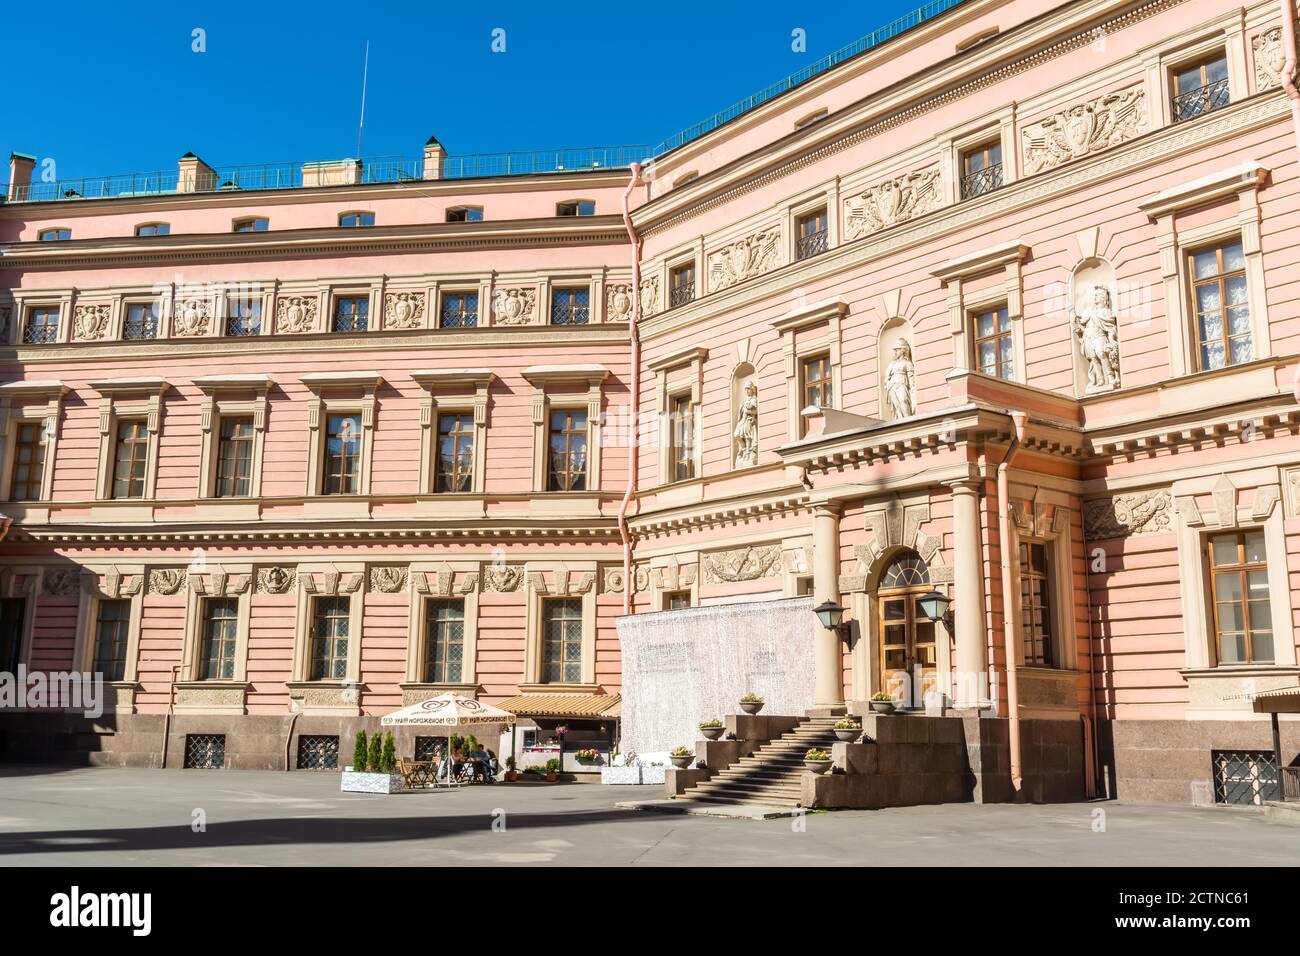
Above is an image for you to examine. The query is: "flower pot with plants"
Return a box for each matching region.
[574,748,602,767]
[869,692,896,714]
[833,718,862,741]
[669,746,695,769]
[504,757,518,782]
[699,719,725,740]
[545,757,560,781]
[803,748,833,774]
[341,731,405,793]
[739,693,765,715]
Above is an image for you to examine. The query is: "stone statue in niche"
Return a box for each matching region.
[1072,284,1120,393]
[733,380,759,468]
[883,339,916,419]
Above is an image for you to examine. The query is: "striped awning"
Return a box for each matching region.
[1251,685,1300,714]
[496,693,621,720]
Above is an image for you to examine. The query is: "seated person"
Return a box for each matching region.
[468,746,493,783]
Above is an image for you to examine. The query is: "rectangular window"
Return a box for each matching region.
[796,208,829,260]
[440,291,478,328]
[322,414,362,495]
[123,302,159,340]
[669,263,696,308]
[1190,240,1251,371]
[39,228,71,241]
[23,307,59,345]
[542,598,583,683]
[547,409,588,491]
[9,421,47,501]
[339,212,374,228]
[111,419,149,499]
[669,393,695,482]
[1208,531,1272,664]
[233,217,268,233]
[332,295,369,333]
[446,206,484,223]
[960,141,1003,199]
[664,590,691,610]
[225,296,262,337]
[434,413,474,493]
[198,598,239,680]
[551,287,590,325]
[296,734,340,770]
[801,354,833,410]
[1019,542,1055,667]
[1172,54,1230,122]
[974,305,1014,380]
[136,223,169,237]
[309,596,350,681]
[215,416,255,498]
[93,599,130,682]
[423,599,465,683]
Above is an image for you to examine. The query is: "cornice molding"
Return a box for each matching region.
[1137,159,1270,218]
[931,240,1031,282]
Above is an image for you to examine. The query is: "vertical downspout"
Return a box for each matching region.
[618,163,646,615]
[1280,0,1300,158]
[997,410,1028,792]
[160,664,179,769]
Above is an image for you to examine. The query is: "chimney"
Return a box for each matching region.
[177,152,218,193]
[422,135,446,181]
[8,152,36,202]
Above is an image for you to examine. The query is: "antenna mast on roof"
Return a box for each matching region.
[356,40,370,160]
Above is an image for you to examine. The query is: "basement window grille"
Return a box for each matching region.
[297,734,339,770]
[184,733,226,769]
[1211,749,1280,806]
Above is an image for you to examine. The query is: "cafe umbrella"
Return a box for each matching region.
[380,693,515,787]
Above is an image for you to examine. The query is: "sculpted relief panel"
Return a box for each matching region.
[1253,28,1286,90]
[492,287,537,326]
[73,304,111,341]
[843,167,941,241]
[276,295,318,334]
[707,229,781,293]
[1083,490,1173,540]
[1022,87,1147,175]
[701,544,784,584]
[383,291,425,331]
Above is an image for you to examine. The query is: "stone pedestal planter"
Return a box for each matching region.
[869,699,896,714]
[804,759,833,774]
[739,700,765,714]
[834,727,861,741]
[600,766,642,785]
[670,754,694,769]
[341,771,405,794]
[700,725,725,740]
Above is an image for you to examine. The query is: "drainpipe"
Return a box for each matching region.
[160,664,179,769]
[618,163,646,615]
[283,709,301,771]
[1281,0,1300,158]
[997,410,1028,792]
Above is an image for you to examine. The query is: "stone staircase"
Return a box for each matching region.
[682,716,842,808]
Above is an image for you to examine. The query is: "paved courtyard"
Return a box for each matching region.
[1,765,1296,866]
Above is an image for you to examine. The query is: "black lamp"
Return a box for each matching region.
[813,599,846,631]
[918,589,953,624]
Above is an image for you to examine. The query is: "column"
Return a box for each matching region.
[813,503,844,708]
[949,479,988,708]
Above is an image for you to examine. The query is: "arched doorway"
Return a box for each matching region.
[877,551,937,706]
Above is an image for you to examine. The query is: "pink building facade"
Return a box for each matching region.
[3,0,1300,804]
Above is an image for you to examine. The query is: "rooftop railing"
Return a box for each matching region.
[652,0,971,155]
[2,146,650,203]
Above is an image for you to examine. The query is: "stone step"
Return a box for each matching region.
[690,791,802,808]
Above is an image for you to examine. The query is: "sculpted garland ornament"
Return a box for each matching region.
[702,544,784,584]
[1022,87,1147,175]
[72,304,111,341]
[843,168,942,240]
[708,229,782,292]
[369,567,408,593]
[383,292,425,331]
[276,296,318,334]
[1083,490,1173,540]
[255,567,296,594]
[147,569,188,595]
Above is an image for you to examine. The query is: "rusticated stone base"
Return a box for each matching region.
[1098,718,1300,806]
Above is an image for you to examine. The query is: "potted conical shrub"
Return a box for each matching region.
[342,730,404,794]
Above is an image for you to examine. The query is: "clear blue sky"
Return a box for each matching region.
[2,1,928,181]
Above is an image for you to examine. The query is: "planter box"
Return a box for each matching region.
[640,765,667,785]
[341,771,404,794]
[600,766,642,785]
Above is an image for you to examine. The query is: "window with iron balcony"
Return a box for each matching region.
[551,286,590,325]
[669,263,695,308]
[225,296,262,337]
[23,307,60,344]
[960,141,1003,200]
[1171,54,1230,123]
[332,295,369,333]
[439,291,478,328]
[796,208,829,260]
[123,302,160,340]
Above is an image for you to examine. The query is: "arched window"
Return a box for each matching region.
[135,222,170,237]
[232,217,269,233]
[879,551,930,590]
[338,211,374,228]
[38,227,71,241]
